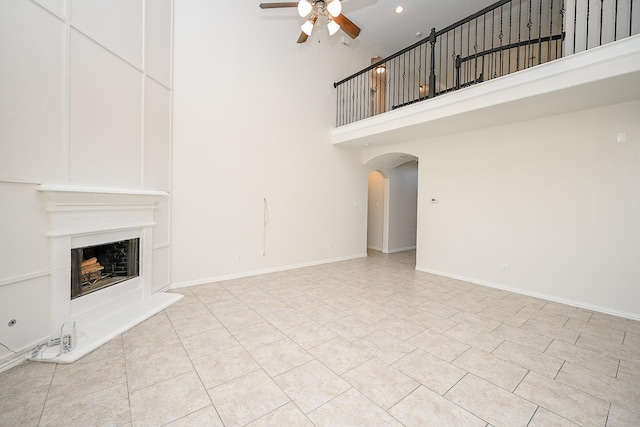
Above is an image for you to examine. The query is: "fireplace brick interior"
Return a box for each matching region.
[70,238,140,299]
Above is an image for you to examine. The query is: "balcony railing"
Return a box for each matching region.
[334,0,638,127]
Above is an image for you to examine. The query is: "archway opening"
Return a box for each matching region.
[365,153,419,260]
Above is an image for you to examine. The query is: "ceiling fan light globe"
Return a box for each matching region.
[301,19,314,36]
[297,0,312,17]
[327,19,341,35]
[327,0,342,17]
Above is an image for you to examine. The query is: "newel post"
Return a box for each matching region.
[428,28,437,98]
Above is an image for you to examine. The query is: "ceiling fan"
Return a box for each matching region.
[259,0,361,44]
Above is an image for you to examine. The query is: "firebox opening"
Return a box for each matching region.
[71,238,140,299]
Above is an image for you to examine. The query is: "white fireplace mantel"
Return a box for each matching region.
[35,184,182,363]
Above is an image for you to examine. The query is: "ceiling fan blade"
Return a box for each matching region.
[333,13,361,39]
[259,2,298,8]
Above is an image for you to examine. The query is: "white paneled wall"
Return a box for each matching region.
[0,0,66,183]
[70,0,144,69]
[145,0,173,87]
[0,183,50,282]
[0,0,173,368]
[69,29,144,187]
[144,77,172,191]
[33,0,66,18]
[0,276,50,362]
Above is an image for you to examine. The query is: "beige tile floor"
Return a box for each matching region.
[1,250,640,426]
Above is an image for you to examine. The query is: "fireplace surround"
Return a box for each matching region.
[36,184,182,363]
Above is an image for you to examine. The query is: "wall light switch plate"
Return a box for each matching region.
[617,132,626,143]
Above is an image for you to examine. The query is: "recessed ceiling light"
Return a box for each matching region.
[395,6,404,14]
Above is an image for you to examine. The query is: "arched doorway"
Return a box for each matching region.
[366,153,419,255]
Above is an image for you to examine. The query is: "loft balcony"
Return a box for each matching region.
[331,0,640,147]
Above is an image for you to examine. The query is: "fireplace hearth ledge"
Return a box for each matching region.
[32,292,183,363]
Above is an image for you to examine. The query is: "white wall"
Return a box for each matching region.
[0,0,173,366]
[367,171,385,251]
[387,161,418,252]
[370,100,640,318]
[170,0,377,285]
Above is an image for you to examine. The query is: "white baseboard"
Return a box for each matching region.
[171,253,368,289]
[0,336,48,373]
[385,246,416,254]
[416,266,640,321]
[0,353,27,373]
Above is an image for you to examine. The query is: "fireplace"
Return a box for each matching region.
[36,184,182,363]
[71,238,140,299]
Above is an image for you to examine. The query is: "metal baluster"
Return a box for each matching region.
[337,85,342,126]
[361,74,365,120]
[549,0,554,61]
[517,0,523,70]
[586,0,591,49]
[402,53,406,104]
[429,28,436,98]
[344,80,348,125]
[508,1,513,74]
[465,21,470,86]
[482,13,487,80]
[560,0,565,58]
[613,0,618,41]
[474,17,479,81]
[393,56,397,108]
[499,4,504,76]
[349,79,354,124]
[491,8,497,78]
[538,0,544,65]
[445,32,449,90]
[630,0,634,37]
[527,0,533,67]
[437,31,441,98]
[600,0,605,45]
[573,0,578,53]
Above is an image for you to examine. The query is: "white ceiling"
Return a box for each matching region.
[258,0,501,56]
[340,0,498,56]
